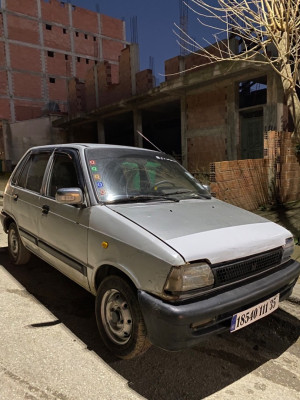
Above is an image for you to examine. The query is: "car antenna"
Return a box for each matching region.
[137,130,163,152]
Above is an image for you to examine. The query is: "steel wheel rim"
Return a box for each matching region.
[9,228,19,258]
[100,289,133,345]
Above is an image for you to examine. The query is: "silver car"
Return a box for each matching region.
[1,144,300,359]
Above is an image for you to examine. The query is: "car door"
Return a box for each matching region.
[37,149,90,290]
[10,150,52,255]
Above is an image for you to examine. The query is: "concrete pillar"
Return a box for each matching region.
[133,109,143,148]
[226,83,239,160]
[265,72,285,131]
[97,120,105,143]
[1,0,15,122]
[181,94,188,168]
[68,3,76,77]
[37,0,48,105]
[130,44,140,96]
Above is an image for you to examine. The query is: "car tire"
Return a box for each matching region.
[95,275,151,359]
[8,222,31,265]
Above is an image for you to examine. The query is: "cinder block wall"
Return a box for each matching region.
[210,131,300,210]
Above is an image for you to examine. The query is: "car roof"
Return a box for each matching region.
[28,143,160,153]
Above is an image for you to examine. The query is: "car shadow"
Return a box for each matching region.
[1,250,299,400]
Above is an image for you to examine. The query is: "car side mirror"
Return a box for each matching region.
[55,188,83,205]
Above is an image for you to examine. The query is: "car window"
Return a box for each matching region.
[86,148,210,203]
[17,152,51,193]
[49,153,80,198]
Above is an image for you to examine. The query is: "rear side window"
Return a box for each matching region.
[17,152,51,193]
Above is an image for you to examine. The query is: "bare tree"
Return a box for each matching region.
[175,0,300,142]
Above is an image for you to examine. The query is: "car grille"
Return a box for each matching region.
[212,247,283,286]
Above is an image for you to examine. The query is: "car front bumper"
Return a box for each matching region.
[138,259,300,351]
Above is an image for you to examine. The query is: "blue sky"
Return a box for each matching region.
[71,0,202,81]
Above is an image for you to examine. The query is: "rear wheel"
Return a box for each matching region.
[8,222,31,265]
[95,275,151,359]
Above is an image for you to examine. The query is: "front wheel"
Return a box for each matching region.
[8,222,31,265]
[95,275,151,359]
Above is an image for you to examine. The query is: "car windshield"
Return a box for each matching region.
[85,147,210,203]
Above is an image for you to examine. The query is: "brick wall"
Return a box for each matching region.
[210,131,300,210]
[210,159,269,210]
[264,131,300,203]
[187,89,227,171]
[1,0,126,122]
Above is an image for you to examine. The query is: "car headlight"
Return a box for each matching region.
[164,262,214,295]
[282,237,294,263]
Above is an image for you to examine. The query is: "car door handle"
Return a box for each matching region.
[13,194,18,201]
[42,205,50,215]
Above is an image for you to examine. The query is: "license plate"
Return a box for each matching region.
[230,293,279,332]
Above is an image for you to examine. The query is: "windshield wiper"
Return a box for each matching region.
[163,190,211,199]
[106,195,179,204]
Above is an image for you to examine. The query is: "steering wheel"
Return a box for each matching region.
[153,180,176,189]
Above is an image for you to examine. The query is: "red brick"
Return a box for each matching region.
[48,77,67,101]
[6,0,38,17]
[102,39,124,62]
[46,52,69,76]
[13,72,42,99]
[72,6,98,33]
[14,100,43,121]
[44,25,71,52]
[41,0,69,26]
[7,14,39,44]
[10,44,41,72]
[101,15,124,40]
[0,99,10,120]
[0,71,8,96]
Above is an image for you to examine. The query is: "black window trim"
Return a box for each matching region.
[12,149,53,191]
[43,148,88,205]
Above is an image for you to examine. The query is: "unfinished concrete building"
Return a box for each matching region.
[56,38,288,178]
[0,0,126,122]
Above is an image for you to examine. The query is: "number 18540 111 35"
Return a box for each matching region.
[230,293,280,332]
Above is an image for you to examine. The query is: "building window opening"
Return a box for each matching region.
[95,60,98,65]
[77,57,81,62]
[49,77,56,84]
[63,28,67,34]
[93,36,97,42]
[86,59,89,64]
[47,51,54,57]
[65,54,69,60]
[84,34,88,39]
[75,31,79,37]
[239,76,267,109]
[46,24,52,30]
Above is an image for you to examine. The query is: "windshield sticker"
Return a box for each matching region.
[97,182,104,188]
[99,189,106,196]
[155,156,176,163]
[89,160,96,165]
[91,166,98,172]
[94,174,101,180]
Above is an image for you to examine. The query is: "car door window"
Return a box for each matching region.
[17,152,50,193]
[49,153,80,198]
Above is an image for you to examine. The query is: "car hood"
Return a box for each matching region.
[107,198,291,263]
